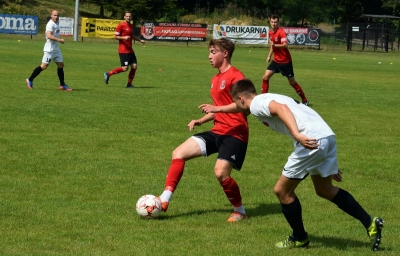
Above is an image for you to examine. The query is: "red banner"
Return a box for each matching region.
[140,22,207,41]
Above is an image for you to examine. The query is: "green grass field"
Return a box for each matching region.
[1,34,399,255]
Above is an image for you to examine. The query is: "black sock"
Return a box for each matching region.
[331,188,371,228]
[29,66,43,81]
[281,196,307,240]
[57,68,65,85]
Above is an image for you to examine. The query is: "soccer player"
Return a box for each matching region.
[26,10,71,91]
[158,38,249,222]
[200,78,384,251]
[262,14,308,105]
[103,11,145,88]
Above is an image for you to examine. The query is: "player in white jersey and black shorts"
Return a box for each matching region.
[26,10,71,91]
[200,78,384,251]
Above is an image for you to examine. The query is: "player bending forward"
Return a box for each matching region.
[200,78,384,250]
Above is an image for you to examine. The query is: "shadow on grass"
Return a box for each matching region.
[158,202,282,220]
[307,234,374,250]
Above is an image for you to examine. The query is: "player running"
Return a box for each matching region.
[262,14,309,105]
[26,10,71,91]
[103,11,144,88]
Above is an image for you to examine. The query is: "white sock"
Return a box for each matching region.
[160,190,173,202]
[234,205,245,214]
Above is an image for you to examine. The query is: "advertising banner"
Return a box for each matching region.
[212,24,269,44]
[282,27,321,46]
[81,18,123,38]
[0,14,38,35]
[140,22,207,41]
[59,17,74,36]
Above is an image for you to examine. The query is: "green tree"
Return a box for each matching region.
[382,0,400,15]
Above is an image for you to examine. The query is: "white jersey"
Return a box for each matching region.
[250,93,334,142]
[43,19,60,52]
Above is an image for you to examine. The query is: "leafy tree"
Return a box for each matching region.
[382,0,400,15]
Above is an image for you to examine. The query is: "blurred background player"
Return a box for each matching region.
[26,10,71,91]
[262,14,308,105]
[158,38,249,222]
[104,11,145,88]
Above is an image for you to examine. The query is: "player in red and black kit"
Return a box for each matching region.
[158,38,249,222]
[262,14,309,105]
[104,11,144,88]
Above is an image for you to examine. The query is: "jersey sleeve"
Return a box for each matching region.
[279,29,287,44]
[115,23,122,36]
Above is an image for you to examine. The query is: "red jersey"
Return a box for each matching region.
[269,27,292,63]
[115,21,134,54]
[210,66,249,143]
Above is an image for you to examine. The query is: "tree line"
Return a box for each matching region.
[2,0,399,26]
[82,0,399,26]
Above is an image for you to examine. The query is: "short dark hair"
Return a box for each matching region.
[270,14,280,21]
[230,79,257,99]
[209,38,235,60]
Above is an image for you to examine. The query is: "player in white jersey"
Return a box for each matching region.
[26,10,71,91]
[199,78,384,251]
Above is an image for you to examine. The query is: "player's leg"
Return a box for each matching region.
[104,54,128,84]
[26,53,50,89]
[159,135,205,211]
[215,135,248,222]
[288,76,308,105]
[312,175,384,250]
[274,175,309,248]
[261,64,275,93]
[53,51,71,91]
[275,144,314,248]
[311,135,383,250]
[127,53,137,88]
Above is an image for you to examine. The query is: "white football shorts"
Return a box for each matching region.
[283,135,338,179]
[42,49,63,64]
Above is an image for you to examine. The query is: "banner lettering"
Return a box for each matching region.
[81,18,123,38]
[140,22,207,41]
[0,14,38,35]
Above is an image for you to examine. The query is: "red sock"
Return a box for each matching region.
[261,79,269,93]
[164,158,185,192]
[108,67,124,76]
[291,82,307,101]
[128,68,136,85]
[220,177,242,207]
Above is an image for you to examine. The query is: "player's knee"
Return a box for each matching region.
[121,66,128,72]
[315,188,333,200]
[214,168,229,182]
[40,64,48,70]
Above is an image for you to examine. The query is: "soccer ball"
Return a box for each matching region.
[136,194,162,219]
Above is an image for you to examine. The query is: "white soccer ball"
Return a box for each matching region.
[136,194,162,219]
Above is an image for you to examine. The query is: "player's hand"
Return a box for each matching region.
[125,36,130,40]
[188,120,202,131]
[295,134,319,150]
[266,56,271,62]
[199,104,217,114]
[59,38,65,44]
[332,169,343,182]
[140,40,145,45]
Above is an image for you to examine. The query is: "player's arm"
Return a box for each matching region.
[269,100,318,149]
[266,45,273,62]
[188,112,214,131]
[46,30,64,44]
[199,102,239,114]
[271,38,288,49]
[132,34,145,44]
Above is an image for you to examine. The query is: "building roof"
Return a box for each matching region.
[360,14,400,20]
